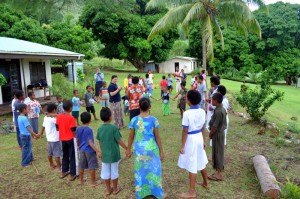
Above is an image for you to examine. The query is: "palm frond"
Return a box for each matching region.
[182,2,203,28]
[244,0,269,14]
[202,15,214,60]
[211,16,224,50]
[146,0,194,10]
[148,4,194,40]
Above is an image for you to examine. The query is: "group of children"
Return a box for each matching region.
[12,70,230,198]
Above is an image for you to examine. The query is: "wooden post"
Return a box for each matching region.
[253,155,281,199]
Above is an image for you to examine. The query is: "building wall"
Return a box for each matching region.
[21,59,51,98]
[159,58,198,74]
[144,63,156,72]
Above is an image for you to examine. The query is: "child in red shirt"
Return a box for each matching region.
[159,75,168,97]
[56,100,78,181]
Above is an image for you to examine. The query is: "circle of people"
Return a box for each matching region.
[13,67,229,199]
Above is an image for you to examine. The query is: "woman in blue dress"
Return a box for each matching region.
[126,98,165,199]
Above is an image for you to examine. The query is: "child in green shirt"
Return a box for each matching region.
[97,107,127,196]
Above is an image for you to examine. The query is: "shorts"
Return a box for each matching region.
[168,85,173,90]
[72,111,79,119]
[79,151,99,170]
[101,161,119,180]
[130,109,140,120]
[48,141,63,157]
[86,106,95,114]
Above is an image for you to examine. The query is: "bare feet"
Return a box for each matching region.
[105,188,113,197]
[177,192,196,198]
[60,172,69,179]
[68,175,77,181]
[113,187,123,195]
[208,174,223,181]
[198,182,209,189]
[91,181,100,188]
[50,165,57,169]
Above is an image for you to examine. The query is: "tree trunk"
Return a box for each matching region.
[202,32,207,71]
[253,155,281,199]
[127,58,145,72]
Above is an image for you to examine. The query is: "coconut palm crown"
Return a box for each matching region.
[146,0,267,70]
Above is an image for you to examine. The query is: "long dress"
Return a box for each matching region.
[162,92,170,115]
[128,116,163,199]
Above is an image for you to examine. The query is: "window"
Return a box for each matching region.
[29,62,46,84]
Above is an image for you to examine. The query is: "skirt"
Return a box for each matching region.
[162,102,170,115]
[178,133,208,174]
[110,102,124,128]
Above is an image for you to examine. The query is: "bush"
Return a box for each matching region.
[279,178,300,199]
[236,75,284,121]
[50,73,88,100]
[0,74,6,86]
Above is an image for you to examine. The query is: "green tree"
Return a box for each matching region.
[80,0,178,71]
[146,0,266,71]
[168,40,189,58]
[0,4,26,33]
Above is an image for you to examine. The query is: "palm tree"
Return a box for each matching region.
[146,0,267,71]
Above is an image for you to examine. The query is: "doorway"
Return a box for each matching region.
[0,59,22,103]
[174,62,179,72]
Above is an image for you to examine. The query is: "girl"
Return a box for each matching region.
[158,87,171,116]
[126,98,165,199]
[172,82,188,118]
[99,81,109,108]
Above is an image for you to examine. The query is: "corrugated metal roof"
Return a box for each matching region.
[0,37,84,59]
[172,56,198,61]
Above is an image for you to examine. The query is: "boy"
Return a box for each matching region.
[208,93,227,181]
[145,74,153,95]
[166,74,173,93]
[121,94,130,116]
[127,76,145,120]
[14,90,25,148]
[72,90,81,124]
[41,103,62,170]
[172,82,188,118]
[159,76,168,97]
[55,96,64,114]
[18,104,41,167]
[99,81,109,108]
[177,90,208,198]
[217,85,229,145]
[83,85,99,120]
[97,108,127,196]
[76,112,101,187]
[56,100,78,181]
[27,92,45,134]
[197,75,207,110]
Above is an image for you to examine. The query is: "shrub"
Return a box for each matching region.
[50,73,87,100]
[236,75,284,121]
[0,74,7,86]
[279,178,300,199]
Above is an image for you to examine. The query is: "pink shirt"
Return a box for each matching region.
[27,100,41,118]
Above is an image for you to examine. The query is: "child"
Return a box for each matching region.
[18,104,41,167]
[14,90,25,148]
[142,88,158,100]
[197,75,207,110]
[55,96,64,114]
[208,93,227,181]
[126,98,165,199]
[158,87,170,116]
[159,76,168,97]
[99,81,109,108]
[56,100,78,181]
[97,107,127,196]
[145,74,153,95]
[83,85,99,120]
[121,94,130,116]
[192,76,198,90]
[177,90,208,198]
[40,103,62,171]
[27,92,45,134]
[190,74,195,89]
[11,89,18,127]
[172,82,188,118]
[217,85,229,146]
[76,112,101,187]
[205,76,220,131]
[72,90,81,124]
[166,74,173,93]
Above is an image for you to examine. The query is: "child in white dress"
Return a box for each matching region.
[177,90,208,198]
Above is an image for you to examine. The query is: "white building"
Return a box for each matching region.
[0,37,84,105]
[145,56,199,74]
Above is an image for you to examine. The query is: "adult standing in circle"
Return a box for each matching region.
[127,76,145,120]
[174,67,181,93]
[108,75,124,129]
[94,68,104,101]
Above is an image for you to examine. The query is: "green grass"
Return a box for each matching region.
[1,71,299,198]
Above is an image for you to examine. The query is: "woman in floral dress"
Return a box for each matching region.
[126,98,165,199]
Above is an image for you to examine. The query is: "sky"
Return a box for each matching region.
[250,0,300,10]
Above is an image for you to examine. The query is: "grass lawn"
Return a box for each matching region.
[0,71,299,198]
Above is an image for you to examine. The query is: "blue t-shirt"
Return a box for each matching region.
[76,126,95,153]
[14,100,23,127]
[94,73,104,82]
[167,78,173,86]
[72,97,80,111]
[108,83,121,103]
[18,115,31,135]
